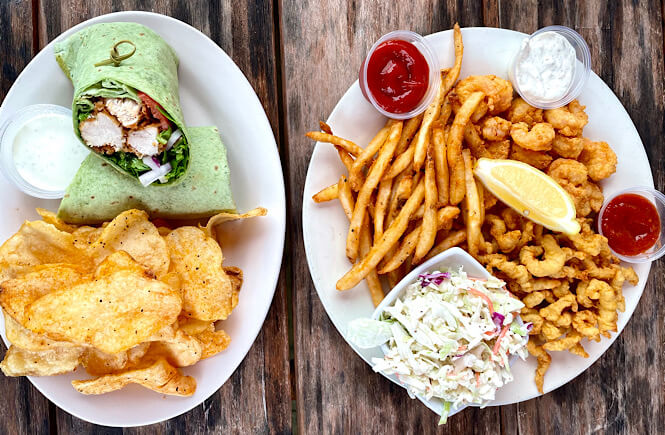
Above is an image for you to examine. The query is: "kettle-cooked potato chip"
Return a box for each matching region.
[36,208,78,233]
[92,209,170,278]
[147,329,202,367]
[71,357,195,396]
[24,252,182,354]
[224,266,243,310]
[4,314,79,351]
[0,264,88,323]
[177,317,213,336]
[197,329,231,359]
[204,207,267,240]
[1,345,82,377]
[164,227,234,321]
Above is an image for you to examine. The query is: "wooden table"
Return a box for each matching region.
[1,1,663,433]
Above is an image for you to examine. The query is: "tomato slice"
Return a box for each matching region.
[138,92,171,130]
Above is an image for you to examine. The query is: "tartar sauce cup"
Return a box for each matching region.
[597,186,665,263]
[359,30,440,120]
[0,104,88,199]
[510,25,591,109]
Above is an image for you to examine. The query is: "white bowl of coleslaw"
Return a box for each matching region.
[347,247,530,424]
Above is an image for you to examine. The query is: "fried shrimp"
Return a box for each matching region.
[578,139,617,181]
[543,100,588,137]
[510,144,553,170]
[510,122,555,151]
[519,235,566,277]
[454,75,513,120]
[547,158,598,217]
[481,116,512,141]
[551,134,583,159]
[484,139,511,159]
[507,97,544,126]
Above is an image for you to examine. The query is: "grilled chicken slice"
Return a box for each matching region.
[127,124,161,157]
[79,112,124,154]
[105,98,143,128]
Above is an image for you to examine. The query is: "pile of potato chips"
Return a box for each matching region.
[0,207,264,396]
[308,24,637,393]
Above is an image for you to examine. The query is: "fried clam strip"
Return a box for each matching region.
[349,123,390,190]
[379,207,460,273]
[526,340,551,394]
[337,180,425,290]
[337,175,384,305]
[448,91,484,205]
[346,120,403,262]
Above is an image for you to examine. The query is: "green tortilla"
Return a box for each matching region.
[54,22,190,183]
[57,127,235,223]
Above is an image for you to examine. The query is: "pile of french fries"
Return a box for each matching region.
[307,25,485,306]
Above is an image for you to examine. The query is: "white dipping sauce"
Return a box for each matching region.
[514,31,576,102]
[12,113,89,192]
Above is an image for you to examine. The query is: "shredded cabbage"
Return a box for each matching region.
[347,267,529,424]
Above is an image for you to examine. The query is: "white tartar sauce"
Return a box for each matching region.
[12,113,89,192]
[514,31,576,102]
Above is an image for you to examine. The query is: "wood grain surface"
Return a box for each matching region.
[1,0,664,433]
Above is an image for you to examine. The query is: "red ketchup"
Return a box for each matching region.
[600,193,660,256]
[362,39,429,114]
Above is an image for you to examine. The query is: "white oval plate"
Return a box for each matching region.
[303,27,652,408]
[0,11,286,427]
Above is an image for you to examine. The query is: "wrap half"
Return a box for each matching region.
[55,22,189,185]
[57,127,235,223]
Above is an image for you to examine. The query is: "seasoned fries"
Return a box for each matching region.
[306,23,635,395]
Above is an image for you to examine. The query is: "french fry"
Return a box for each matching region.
[337,180,425,290]
[439,95,453,126]
[346,121,403,262]
[312,183,339,203]
[380,206,459,273]
[305,131,363,157]
[387,269,402,289]
[432,124,449,206]
[349,124,390,190]
[413,73,446,171]
[413,141,438,263]
[337,175,383,304]
[384,143,415,180]
[462,149,482,256]
[374,179,392,244]
[319,121,333,135]
[425,229,467,261]
[396,114,423,155]
[335,146,354,173]
[440,23,464,98]
[447,91,484,204]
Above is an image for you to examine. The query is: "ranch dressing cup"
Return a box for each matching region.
[510,26,591,109]
[0,105,89,198]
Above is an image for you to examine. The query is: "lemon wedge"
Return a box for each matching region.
[474,158,581,235]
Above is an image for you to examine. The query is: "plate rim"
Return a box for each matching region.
[302,26,653,410]
[0,10,286,427]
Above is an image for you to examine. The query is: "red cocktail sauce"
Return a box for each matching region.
[363,40,429,114]
[600,193,660,256]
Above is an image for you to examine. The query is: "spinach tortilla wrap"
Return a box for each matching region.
[58,126,236,223]
[55,22,189,185]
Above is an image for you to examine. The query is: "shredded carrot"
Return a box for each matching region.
[467,288,494,314]
[492,325,510,355]
[475,371,480,388]
[457,345,467,352]
[469,277,487,282]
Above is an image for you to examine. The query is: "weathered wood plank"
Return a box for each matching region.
[0,1,52,432]
[37,1,291,433]
[281,1,514,433]
[495,1,665,434]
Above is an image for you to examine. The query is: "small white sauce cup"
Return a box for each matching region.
[0,104,77,199]
[597,186,665,263]
[510,25,591,109]
[359,30,440,119]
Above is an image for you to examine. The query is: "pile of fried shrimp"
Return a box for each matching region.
[307,24,638,392]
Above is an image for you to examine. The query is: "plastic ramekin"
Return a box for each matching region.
[597,186,665,263]
[0,104,81,199]
[359,30,440,120]
[509,25,591,109]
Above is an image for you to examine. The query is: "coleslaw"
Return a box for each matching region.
[347,267,530,424]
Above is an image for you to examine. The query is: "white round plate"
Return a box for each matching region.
[303,27,652,409]
[0,12,285,427]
